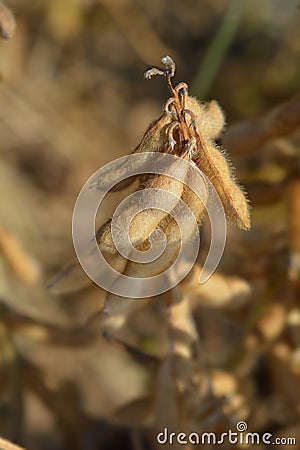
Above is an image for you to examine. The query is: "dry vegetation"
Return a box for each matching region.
[0,1,300,449]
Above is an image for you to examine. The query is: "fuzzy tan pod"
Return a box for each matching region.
[50,56,250,297]
[183,96,250,230]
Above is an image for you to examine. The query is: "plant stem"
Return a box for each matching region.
[191,0,246,99]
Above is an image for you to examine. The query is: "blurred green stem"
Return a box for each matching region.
[191,0,246,99]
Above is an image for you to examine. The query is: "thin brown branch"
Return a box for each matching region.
[224,95,300,156]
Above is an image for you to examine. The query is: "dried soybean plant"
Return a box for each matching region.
[50,56,250,440]
[0,30,298,444]
[52,56,249,298]
[42,62,300,445]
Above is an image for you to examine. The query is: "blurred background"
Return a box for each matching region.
[0,0,300,449]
